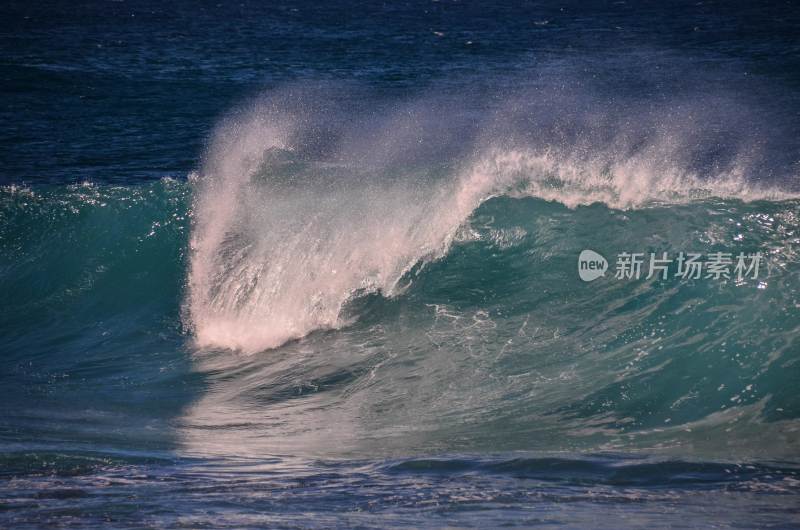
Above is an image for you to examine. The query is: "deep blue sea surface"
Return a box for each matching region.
[2,1,800,527]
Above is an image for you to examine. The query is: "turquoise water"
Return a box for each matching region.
[2,175,798,527]
[2,0,800,527]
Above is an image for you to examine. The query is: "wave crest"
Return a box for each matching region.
[186,84,797,352]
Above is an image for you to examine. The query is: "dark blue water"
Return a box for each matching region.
[2,1,800,527]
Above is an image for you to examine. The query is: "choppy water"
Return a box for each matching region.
[1,1,800,528]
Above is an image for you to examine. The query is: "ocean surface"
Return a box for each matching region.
[2,1,800,528]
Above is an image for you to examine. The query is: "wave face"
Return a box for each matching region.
[182,197,800,461]
[3,177,798,464]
